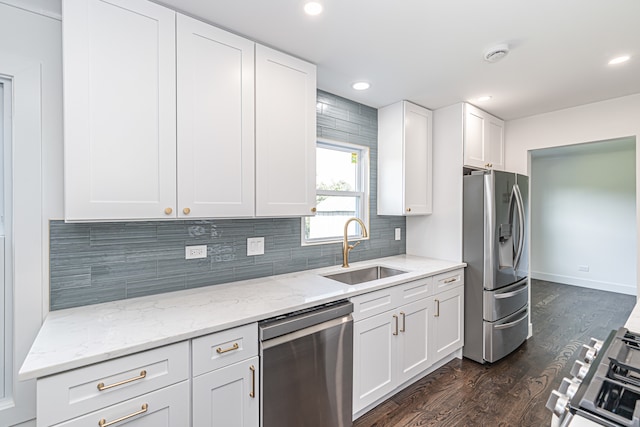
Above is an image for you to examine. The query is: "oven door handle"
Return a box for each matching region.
[494,284,528,300]
[494,311,528,330]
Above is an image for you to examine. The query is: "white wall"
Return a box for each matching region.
[530,139,636,294]
[406,103,464,261]
[505,93,640,295]
[0,2,62,425]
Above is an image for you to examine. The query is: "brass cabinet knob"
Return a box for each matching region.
[311,207,317,213]
[164,207,173,215]
[183,207,191,215]
[406,207,411,212]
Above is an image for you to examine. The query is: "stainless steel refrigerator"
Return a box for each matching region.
[463,169,529,364]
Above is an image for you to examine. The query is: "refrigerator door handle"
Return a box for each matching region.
[513,184,526,271]
[494,283,528,299]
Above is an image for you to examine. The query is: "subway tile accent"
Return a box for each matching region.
[49,90,406,310]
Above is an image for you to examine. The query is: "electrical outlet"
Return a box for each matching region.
[185,245,207,259]
[247,237,265,256]
[578,265,590,272]
[395,228,401,241]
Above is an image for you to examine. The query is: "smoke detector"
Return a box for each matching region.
[484,44,510,63]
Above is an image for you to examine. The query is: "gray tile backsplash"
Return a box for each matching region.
[49,90,406,310]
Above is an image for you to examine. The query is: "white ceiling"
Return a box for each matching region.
[15,0,640,120]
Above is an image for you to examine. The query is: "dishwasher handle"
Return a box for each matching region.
[259,300,353,341]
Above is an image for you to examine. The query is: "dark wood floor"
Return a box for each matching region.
[353,280,636,427]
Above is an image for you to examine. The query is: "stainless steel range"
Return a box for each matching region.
[547,327,640,426]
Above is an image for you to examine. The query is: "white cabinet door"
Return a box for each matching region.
[54,381,190,427]
[433,286,464,360]
[352,311,395,413]
[192,357,259,427]
[377,101,432,216]
[255,45,316,217]
[397,298,433,384]
[403,102,433,215]
[463,103,504,171]
[486,116,505,171]
[177,14,255,218]
[63,0,177,220]
[463,103,487,169]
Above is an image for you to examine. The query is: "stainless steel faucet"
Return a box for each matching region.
[342,217,368,268]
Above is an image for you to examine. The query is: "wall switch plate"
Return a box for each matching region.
[395,228,401,241]
[185,245,207,259]
[578,265,590,272]
[247,237,265,256]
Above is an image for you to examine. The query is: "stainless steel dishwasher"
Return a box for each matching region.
[259,299,353,427]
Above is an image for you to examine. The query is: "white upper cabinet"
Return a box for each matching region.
[63,0,177,220]
[463,103,504,171]
[63,0,317,221]
[255,45,317,217]
[378,101,433,216]
[177,14,255,218]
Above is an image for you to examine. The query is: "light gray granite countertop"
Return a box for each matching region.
[20,255,465,380]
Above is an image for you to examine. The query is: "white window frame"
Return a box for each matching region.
[0,60,43,426]
[302,138,370,245]
[0,78,6,403]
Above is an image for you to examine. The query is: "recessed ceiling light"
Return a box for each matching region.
[476,96,492,102]
[304,1,323,15]
[352,82,370,91]
[608,55,630,65]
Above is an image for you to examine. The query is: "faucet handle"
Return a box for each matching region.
[350,241,361,250]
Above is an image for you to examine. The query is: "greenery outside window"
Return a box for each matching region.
[303,139,369,245]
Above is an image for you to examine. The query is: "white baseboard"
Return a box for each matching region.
[531,271,636,296]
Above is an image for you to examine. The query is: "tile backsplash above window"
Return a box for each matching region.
[49,91,406,310]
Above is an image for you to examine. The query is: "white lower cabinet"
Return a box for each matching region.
[433,285,464,361]
[191,324,259,427]
[35,324,260,427]
[352,298,433,413]
[192,357,259,427]
[397,298,433,384]
[54,381,190,426]
[351,269,464,416]
[353,311,396,410]
[37,342,190,426]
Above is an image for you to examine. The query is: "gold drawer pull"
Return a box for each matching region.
[392,315,399,336]
[400,312,406,333]
[97,370,147,391]
[216,343,239,354]
[435,299,440,317]
[98,403,148,427]
[250,365,256,398]
[444,277,457,284]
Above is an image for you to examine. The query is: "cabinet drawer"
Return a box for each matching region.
[433,269,464,293]
[37,341,189,426]
[351,287,396,322]
[397,277,433,305]
[192,323,258,377]
[53,380,190,426]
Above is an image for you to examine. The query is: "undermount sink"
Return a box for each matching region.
[323,265,409,285]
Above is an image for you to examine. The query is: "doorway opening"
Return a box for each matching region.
[530,137,637,296]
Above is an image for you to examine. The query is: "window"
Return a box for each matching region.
[303,139,369,244]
